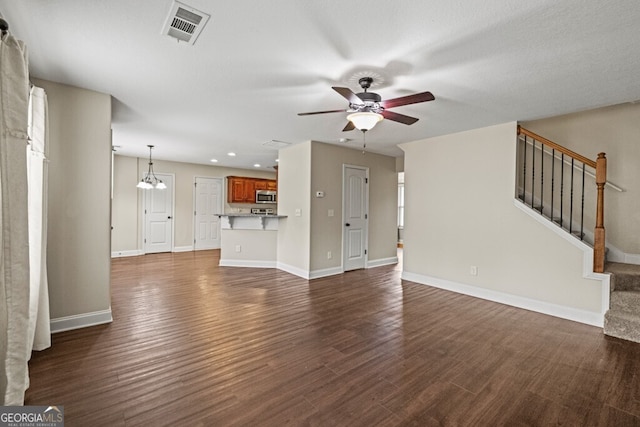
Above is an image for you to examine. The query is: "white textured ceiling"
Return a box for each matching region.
[1,1,639,170]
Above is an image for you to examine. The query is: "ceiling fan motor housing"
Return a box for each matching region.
[351,91,383,113]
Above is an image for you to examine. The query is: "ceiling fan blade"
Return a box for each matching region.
[298,109,347,116]
[332,87,365,105]
[381,110,419,125]
[381,91,435,109]
[342,121,355,132]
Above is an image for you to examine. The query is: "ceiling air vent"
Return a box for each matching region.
[262,140,292,149]
[162,1,210,45]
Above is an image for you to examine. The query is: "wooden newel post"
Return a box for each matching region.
[593,152,606,273]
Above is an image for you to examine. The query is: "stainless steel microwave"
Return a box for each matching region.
[256,190,276,204]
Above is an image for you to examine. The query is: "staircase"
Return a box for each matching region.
[604,262,640,342]
[516,126,607,272]
[517,127,639,344]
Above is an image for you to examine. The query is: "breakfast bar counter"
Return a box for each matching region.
[216,214,287,268]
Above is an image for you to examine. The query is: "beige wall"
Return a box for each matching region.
[276,140,397,276]
[112,155,138,252]
[34,79,112,319]
[309,142,398,271]
[276,142,312,272]
[523,102,640,257]
[111,155,276,252]
[220,229,277,264]
[401,122,604,315]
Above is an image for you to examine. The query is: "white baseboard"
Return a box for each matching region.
[111,250,143,258]
[402,271,605,327]
[309,266,343,279]
[50,308,113,333]
[219,259,277,268]
[277,262,310,279]
[606,246,640,265]
[173,246,194,253]
[367,256,398,268]
[275,258,399,280]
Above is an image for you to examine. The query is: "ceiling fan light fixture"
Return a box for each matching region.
[347,112,383,131]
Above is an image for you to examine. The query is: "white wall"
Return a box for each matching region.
[34,79,113,327]
[276,142,312,275]
[111,155,276,253]
[400,122,607,325]
[523,102,640,262]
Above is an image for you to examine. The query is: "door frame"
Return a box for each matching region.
[140,172,175,254]
[192,176,223,250]
[342,164,369,271]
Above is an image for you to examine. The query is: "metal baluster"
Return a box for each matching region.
[531,140,536,209]
[522,136,527,202]
[580,162,586,241]
[560,153,564,229]
[570,158,575,235]
[540,142,544,213]
[550,148,555,223]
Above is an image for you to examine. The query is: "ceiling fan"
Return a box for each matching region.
[298,77,435,132]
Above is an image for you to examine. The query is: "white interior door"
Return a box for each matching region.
[144,173,174,254]
[194,177,222,250]
[343,165,368,271]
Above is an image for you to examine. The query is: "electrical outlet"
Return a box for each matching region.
[295,208,301,217]
[470,265,478,276]
[235,245,241,253]
[328,209,334,217]
[327,251,332,259]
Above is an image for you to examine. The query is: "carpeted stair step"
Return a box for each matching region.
[605,262,640,291]
[604,309,640,343]
[609,290,640,315]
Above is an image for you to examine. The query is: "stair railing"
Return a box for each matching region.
[516,126,606,273]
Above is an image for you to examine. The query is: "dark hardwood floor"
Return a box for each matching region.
[25,250,640,426]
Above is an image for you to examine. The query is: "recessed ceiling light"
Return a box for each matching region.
[210,158,218,163]
[253,163,261,168]
[227,152,236,157]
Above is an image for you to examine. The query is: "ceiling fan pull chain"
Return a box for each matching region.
[362,130,367,154]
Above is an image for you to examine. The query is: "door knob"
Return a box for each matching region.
[345,223,350,227]
[168,216,172,219]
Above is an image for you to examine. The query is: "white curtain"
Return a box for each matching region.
[0,27,32,406]
[27,86,51,352]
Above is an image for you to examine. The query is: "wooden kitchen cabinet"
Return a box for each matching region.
[228,177,252,203]
[227,176,277,203]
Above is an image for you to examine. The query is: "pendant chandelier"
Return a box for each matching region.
[137,145,166,190]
